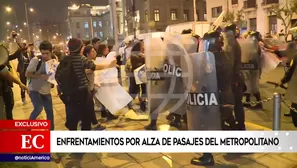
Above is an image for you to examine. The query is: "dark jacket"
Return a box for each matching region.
[130,52,145,72]
[17,51,33,73]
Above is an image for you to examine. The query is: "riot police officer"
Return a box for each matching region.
[190,29,235,166]
[223,24,246,130]
[243,31,263,109]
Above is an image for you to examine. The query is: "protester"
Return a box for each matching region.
[18,43,34,104]
[97,44,109,58]
[56,38,117,131]
[95,44,118,119]
[26,41,54,130]
[0,65,28,119]
[128,41,146,112]
[91,38,100,51]
[83,45,106,130]
[53,45,63,62]
[3,44,25,119]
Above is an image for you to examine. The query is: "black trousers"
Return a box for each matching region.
[19,72,27,99]
[129,77,139,99]
[128,77,146,99]
[3,87,14,120]
[291,103,297,127]
[233,85,245,129]
[64,91,93,130]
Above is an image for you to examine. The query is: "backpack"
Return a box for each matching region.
[35,56,43,73]
[55,57,80,100]
[30,56,54,88]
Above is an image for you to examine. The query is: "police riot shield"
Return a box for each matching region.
[161,34,188,115]
[180,34,199,54]
[183,51,221,130]
[145,33,194,117]
[144,36,167,116]
[238,38,260,71]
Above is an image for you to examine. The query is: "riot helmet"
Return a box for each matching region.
[202,30,223,53]
[249,31,262,41]
[223,23,237,34]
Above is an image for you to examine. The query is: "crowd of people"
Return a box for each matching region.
[0,24,297,166]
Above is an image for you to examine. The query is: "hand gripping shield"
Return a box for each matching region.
[182,39,221,130]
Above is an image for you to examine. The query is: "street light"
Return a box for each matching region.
[24,22,27,26]
[6,22,11,25]
[20,29,23,32]
[5,7,12,12]
[53,36,57,39]
[39,29,42,32]
[29,8,34,12]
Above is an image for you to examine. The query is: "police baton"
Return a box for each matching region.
[266,81,288,90]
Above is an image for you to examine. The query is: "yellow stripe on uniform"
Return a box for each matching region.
[290,59,294,67]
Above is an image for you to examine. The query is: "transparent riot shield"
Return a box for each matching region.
[180,34,199,54]
[183,52,221,130]
[145,33,194,117]
[144,36,167,117]
[238,38,260,70]
[261,52,281,73]
[162,36,187,116]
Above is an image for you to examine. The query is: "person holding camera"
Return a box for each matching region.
[17,43,34,104]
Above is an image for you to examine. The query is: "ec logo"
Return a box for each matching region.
[21,135,44,149]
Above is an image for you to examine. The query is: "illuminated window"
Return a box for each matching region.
[94,32,98,37]
[100,32,103,37]
[99,21,102,27]
[184,10,189,21]
[154,9,160,22]
[171,9,177,21]
[211,6,222,18]
[93,21,96,27]
[84,22,89,28]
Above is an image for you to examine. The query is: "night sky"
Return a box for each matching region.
[0,0,109,40]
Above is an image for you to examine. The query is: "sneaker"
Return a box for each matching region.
[106,111,118,120]
[284,112,291,117]
[93,124,106,131]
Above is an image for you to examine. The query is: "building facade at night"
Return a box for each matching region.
[123,0,207,35]
[206,0,296,35]
[66,2,124,43]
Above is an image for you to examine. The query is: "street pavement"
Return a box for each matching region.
[1,65,297,168]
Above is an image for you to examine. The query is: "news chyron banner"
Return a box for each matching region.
[0,120,297,160]
[0,120,51,162]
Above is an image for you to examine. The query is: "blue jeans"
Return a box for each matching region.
[29,91,54,130]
